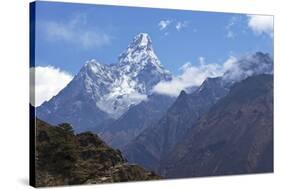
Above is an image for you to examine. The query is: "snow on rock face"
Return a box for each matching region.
[118,33,169,75]
[134,33,150,47]
[37,33,172,123]
[71,33,171,118]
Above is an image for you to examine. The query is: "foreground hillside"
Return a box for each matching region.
[35,119,161,187]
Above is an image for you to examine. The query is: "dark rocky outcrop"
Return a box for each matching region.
[35,119,161,187]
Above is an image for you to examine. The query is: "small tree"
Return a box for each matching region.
[58,123,74,135]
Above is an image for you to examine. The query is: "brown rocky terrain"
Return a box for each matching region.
[35,119,161,187]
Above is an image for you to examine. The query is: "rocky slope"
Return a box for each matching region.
[35,119,161,187]
[123,77,229,171]
[98,94,175,149]
[160,74,273,178]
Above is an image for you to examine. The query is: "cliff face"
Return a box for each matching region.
[35,119,161,187]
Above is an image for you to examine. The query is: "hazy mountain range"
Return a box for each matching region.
[160,74,273,177]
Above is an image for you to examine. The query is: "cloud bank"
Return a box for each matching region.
[247,15,273,37]
[153,52,272,97]
[153,58,225,96]
[223,52,273,82]
[30,66,73,107]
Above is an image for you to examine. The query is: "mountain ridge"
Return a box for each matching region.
[121,52,272,173]
[160,74,273,177]
[123,75,229,172]
[37,33,172,132]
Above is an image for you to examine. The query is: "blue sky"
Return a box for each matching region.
[34,1,273,75]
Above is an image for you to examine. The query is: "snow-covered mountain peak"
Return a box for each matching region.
[38,33,172,124]
[118,33,162,68]
[131,33,152,49]
[84,59,108,73]
[86,59,102,66]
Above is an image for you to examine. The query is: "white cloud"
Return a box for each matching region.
[159,19,189,34]
[198,56,205,65]
[158,19,172,30]
[43,14,111,49]
[223,56,237,71]
[247,15,273,37]
[176,21,188,31]
[30,66,73,107]
[225,16,239,39]
[223,52,273,82]
[153,52,272,97]
[225,15,273,39]
[226,30,235,38]
[153,57,225,96]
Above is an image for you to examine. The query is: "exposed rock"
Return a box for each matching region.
[35,119,161,187]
